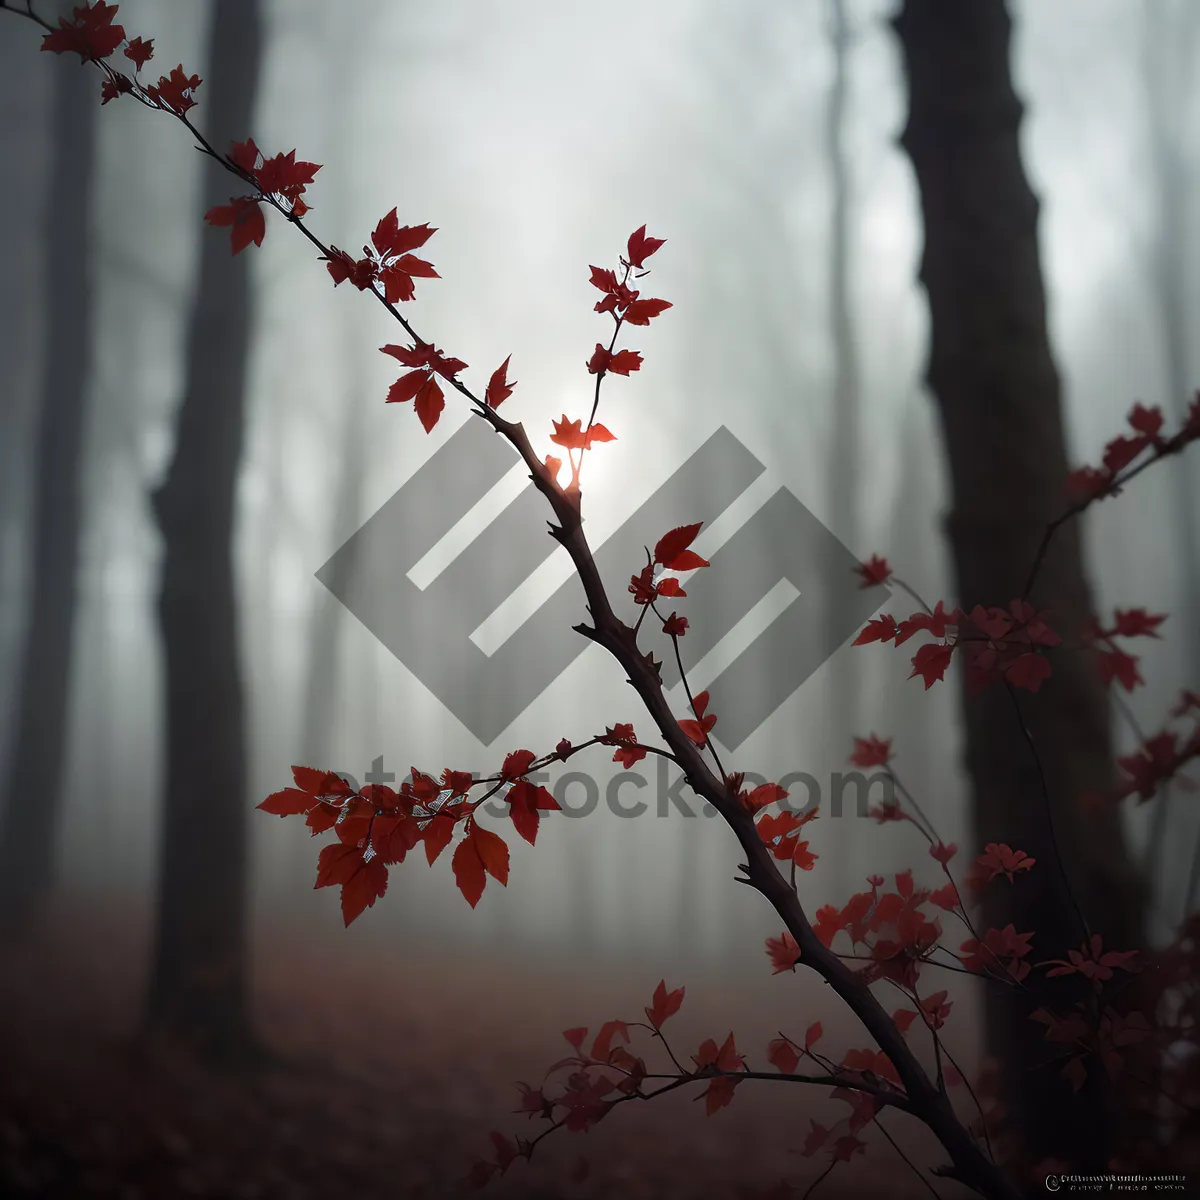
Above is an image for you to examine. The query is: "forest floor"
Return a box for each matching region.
[0,893,961,1199]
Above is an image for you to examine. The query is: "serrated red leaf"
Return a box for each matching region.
[486,355,516,408]
[315,841,360,889]
[606,348,643,375]
[339,854,388,926]
[123,36,154,70]
[471,824,510,884]
[386,370,427,407]
[627,225,666,268]
[622,297,671,326]
[204,196,265,255]
[452,835,487,908]
[423,813,455,864]
[414,376,445,433]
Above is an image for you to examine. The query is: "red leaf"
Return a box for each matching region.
[146,65,202,116]
[854,554,892,588]
[662,611,688,637]
[626,225,666,268]
[372,212,436,258]
[123,36,154,70]
[254,149,321,201]
[1096,647,1144,691]
[606,348,643,376]
[622,297,672,325]
[204,196,265,255]
[486,355,516,408]
[423,813,455,864]
[853,614,898,646]
[471,823,510,885]
[258,788,311,817]
[502,749,537,780]
[645,980,685,1029]
[340,854,387,926]
[452,834,487,908]
[849,734,892,768]
[414,376,445,433]
[766,931,800,974]
[654,523,704,568]
[1111,608,1166,638]
[506,778,557,845]
[386,370,428,407]
[589,265,618,293]
[586,423,617,448]
[910,642,954,689]
[41,2,125,62]
[767,1037,799,1074]
[549,415,587,451]
[804,1021,823,1050]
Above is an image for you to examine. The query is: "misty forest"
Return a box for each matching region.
[1,1,1199,1197]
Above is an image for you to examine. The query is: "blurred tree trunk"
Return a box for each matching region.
[145,0,263,1060]
[823,0,860,876]
[0,24,95,927]
[892,0,1149,1173]
[300,15,368,773]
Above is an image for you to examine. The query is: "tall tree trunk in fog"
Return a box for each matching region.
[300,19,369,772]
[1144,0,1200,697]
[823,0,859,871]
[892,0,1148,1171]
[0,29,95,926]
[145,0,262,1059]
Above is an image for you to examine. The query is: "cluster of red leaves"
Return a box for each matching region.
[256,751,562,921]
[323,209,437,301]
[467,981,688,1187]
[1026,933,1146,1095]
[41,2,198,113]
[629,522,710,610]
[594,722,644,770]
[854,596,1060,694]
[1066,399,1200,501]
[587,226,672,334]
[755,803,819,873]
[41,0,125,61]
[810,870,943,990]
[1114,689,1200,802]
[205,138,321,253]
[379,342,467,434]
[533,228,671,489]
[1077,605,1167,692]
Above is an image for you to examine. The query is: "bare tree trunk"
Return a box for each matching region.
[892,0,1149,1172]
[0,28,95,926]
[144,0,263,1061]
[823,0,860,876]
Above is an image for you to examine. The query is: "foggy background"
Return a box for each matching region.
[0,2,1197,1191]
